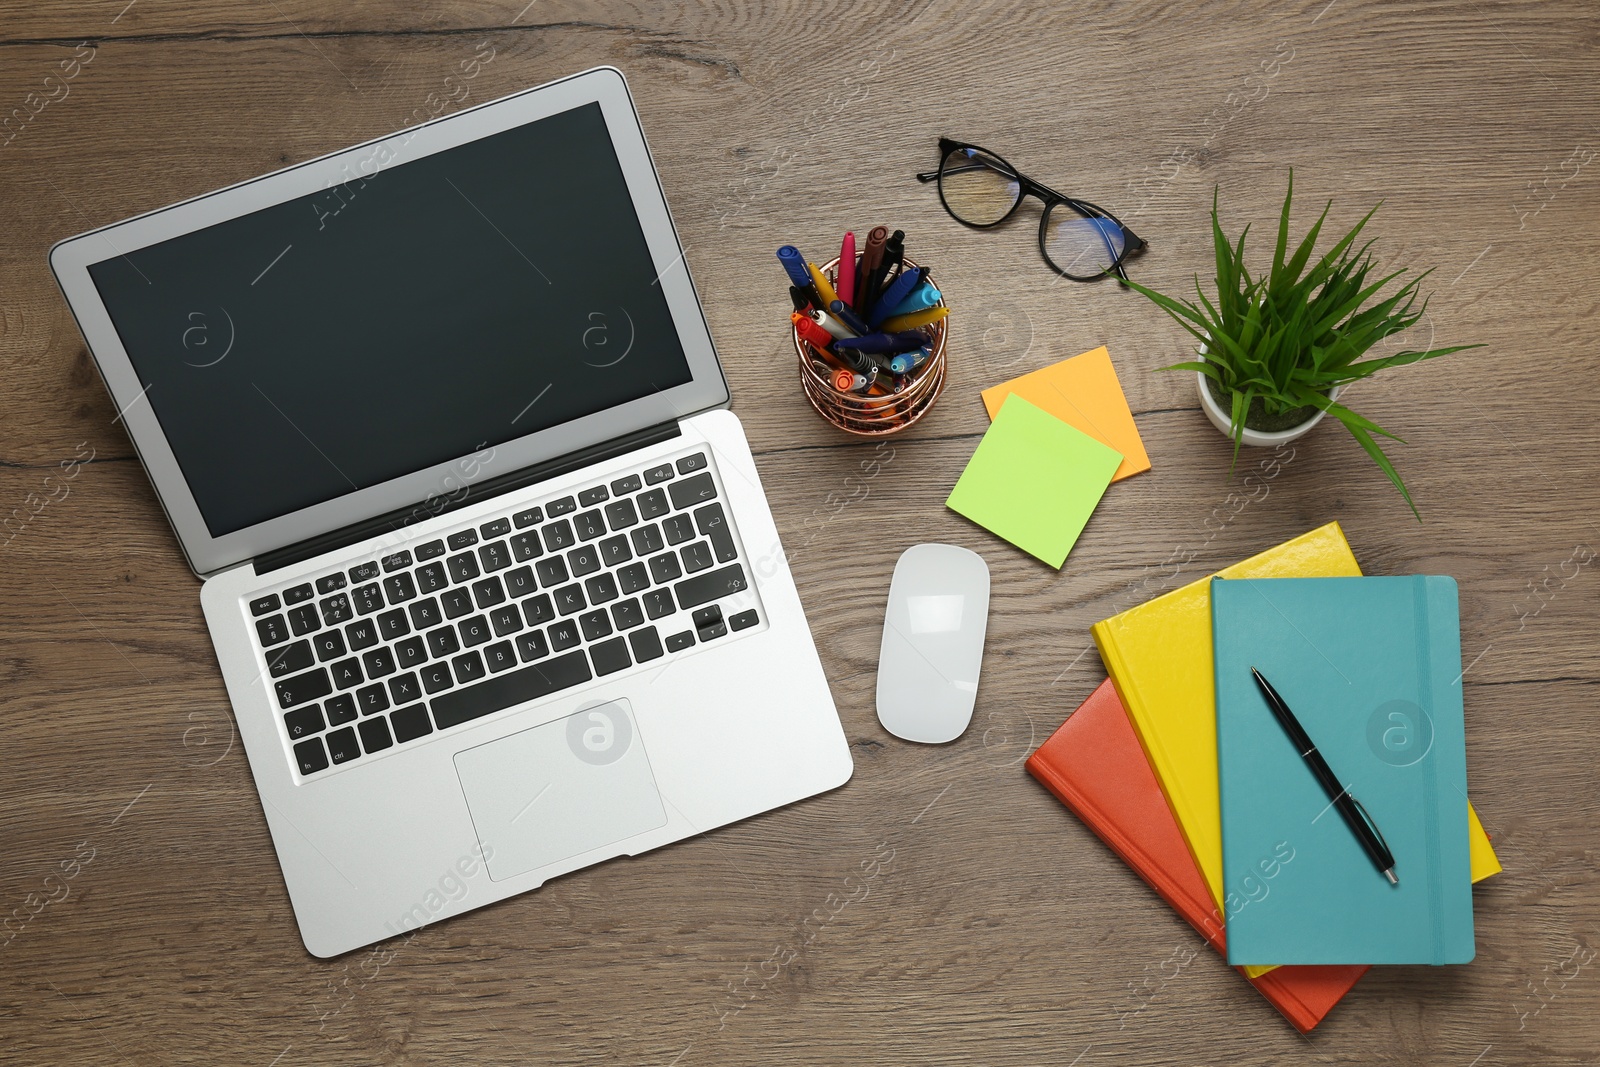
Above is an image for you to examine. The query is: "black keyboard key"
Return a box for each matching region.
[284,583,315,605]
[547,495,576,517]
[256,614,290,647]
[548,619,581,651]
[415,539,446,560]
[327,726,361,764]
[390,704,432,743]
[421,662,453,694]
[693,606,723,630]
[644,463,674,485]
[510,532,543,562]
[669,472,717,510]
[472,575,507,610]
[643,588,675,619]
[313,629,347,662]
[426,625,461,658]
[490,605,523,636]
[516,630,549,662]
[543,519,575,551]
[665,630,695,652]
[649,552,683,584]
[568,544,601,577]
[579,609,613,642]
[377,608,410,642]
[504,566,537,599]
[324,693,358,725]
[275,667,331,709]
[575,510,607,541]
[357,684,390,716]
[316,573,346,594]
[554,584,586,616]
[268,639,314,678]
[452,651,486,685]
[513,506,543,528]
[440,588,474,619]
[431,651,592,730]
[611,598,645,630]
[637,488,670,519]
[294,737,329,775]
[674,564,748,610]
[629,626,664,663]
[604,499,638,531]
[408,597,442,630]
[479,541,512,573]
[483,640,517,673]
[535,557,568,587]
[358,716,393,753]
[694,503,738,563]
[320,592,353,625]
[480,517,511,539]
[599,535,632,568]
[395,636,428,670]
[331,657,364,690]
[349,561,381,583]
[353,583,385,615]
[447,529,479,550]
[388,671,423,706]
[729,609,760,632]
[363,645,397,680]
[630,524,663,555]
[284,704,325,740]
[676,452,707,474]
[416,562,448,594]
[448,552,481,583]
[383,572,417,605]
[589,637,631,676]
[457,615,493,646]
[250,593,281,616]
[618,562,650,594]
[662,514,695,545]
[381,550,412,573]
[681,541,714,574]
[578,485,609,507]
[611,473,642,495]
[586,572,619,605]
[522,594,555,626]
[346,619,379,651]
[700,621,727,641]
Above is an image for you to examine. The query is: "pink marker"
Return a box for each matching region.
[837,231,857,309]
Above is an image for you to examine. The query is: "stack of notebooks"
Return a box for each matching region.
[1026,523,1502,1031]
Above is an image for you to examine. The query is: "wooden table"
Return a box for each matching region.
[3,2,1596,1064]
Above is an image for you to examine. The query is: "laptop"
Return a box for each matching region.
[49,66,852,957]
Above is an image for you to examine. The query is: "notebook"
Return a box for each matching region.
[1211,576,1476,965]
[1025,679,1368,1031]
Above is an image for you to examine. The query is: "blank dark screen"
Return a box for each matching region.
[87,102,693,537]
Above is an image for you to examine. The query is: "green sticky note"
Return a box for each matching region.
[946,393,1123,568]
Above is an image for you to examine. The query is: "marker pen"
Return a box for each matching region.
[888,347,931,376]
[778,245,821,305]
[879,305,948,333]
[791,311,837,352]
[829,299,872,336]
[810,308,857,341]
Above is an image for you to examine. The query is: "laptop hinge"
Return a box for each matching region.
[254,420,683,576]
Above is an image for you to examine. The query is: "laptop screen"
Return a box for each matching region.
[86,101,694,538]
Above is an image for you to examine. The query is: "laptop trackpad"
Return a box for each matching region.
[454,699,667,882]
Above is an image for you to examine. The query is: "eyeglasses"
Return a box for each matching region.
[916,137,1147,283]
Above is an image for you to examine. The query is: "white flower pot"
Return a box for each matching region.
[1195,370,1340,447]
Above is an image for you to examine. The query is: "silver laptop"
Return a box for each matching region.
[49,66,852,957]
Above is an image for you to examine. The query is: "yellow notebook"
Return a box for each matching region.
[1093,522,1502,974]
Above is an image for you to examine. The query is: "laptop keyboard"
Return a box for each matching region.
[245,450,763,779]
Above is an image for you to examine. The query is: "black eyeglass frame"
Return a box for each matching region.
[916,136,1147,283]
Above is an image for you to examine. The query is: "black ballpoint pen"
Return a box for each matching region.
[1251,667,1399,886]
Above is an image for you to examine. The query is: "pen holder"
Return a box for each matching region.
[792,254,948,437]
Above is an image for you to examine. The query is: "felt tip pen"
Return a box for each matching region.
[807,263,841,311]
[789,285,814,313]
[832,366,894,394]
[791,311,837,352]
[777,246,821,303]
[837,231,857,308]
[868,266,927,328]
[879,305,948,333]
[879,229,906,287]
[888,347,930,376]
[809,308,857,341]
[834,329,929,356]
[829,299,872,336]
[882,280,943,319]
[857,226,889,318]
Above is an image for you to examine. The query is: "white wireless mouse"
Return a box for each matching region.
[875,543,991,744]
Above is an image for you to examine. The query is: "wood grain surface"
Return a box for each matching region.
[3,1,1597,1064]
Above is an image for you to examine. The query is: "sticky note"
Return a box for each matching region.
[947,394,1122,568]
[981,345,1151,482]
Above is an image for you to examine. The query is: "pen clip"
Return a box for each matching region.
[1348,795,1393,861]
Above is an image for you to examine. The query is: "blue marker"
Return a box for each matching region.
[829,299,872,336]
[882,280,942,319]
[867,266,927,328]
[888,347,931,375]
[835,330,928,357]
[777,246,820,304]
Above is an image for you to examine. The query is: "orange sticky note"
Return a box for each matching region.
[980,345,1151,482]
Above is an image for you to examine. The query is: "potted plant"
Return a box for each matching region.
[1127,172,1480,518]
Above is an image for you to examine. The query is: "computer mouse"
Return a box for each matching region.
[875,543,991,744]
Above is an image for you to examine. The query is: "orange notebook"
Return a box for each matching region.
[1025,678,1368,1032]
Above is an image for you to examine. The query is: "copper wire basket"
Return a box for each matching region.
[792,254,948,437]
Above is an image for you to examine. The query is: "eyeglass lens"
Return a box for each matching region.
[1043,206,1127,279]
[938,146,1021,225]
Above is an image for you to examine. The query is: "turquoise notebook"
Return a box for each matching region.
[1212,575,1475,966]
